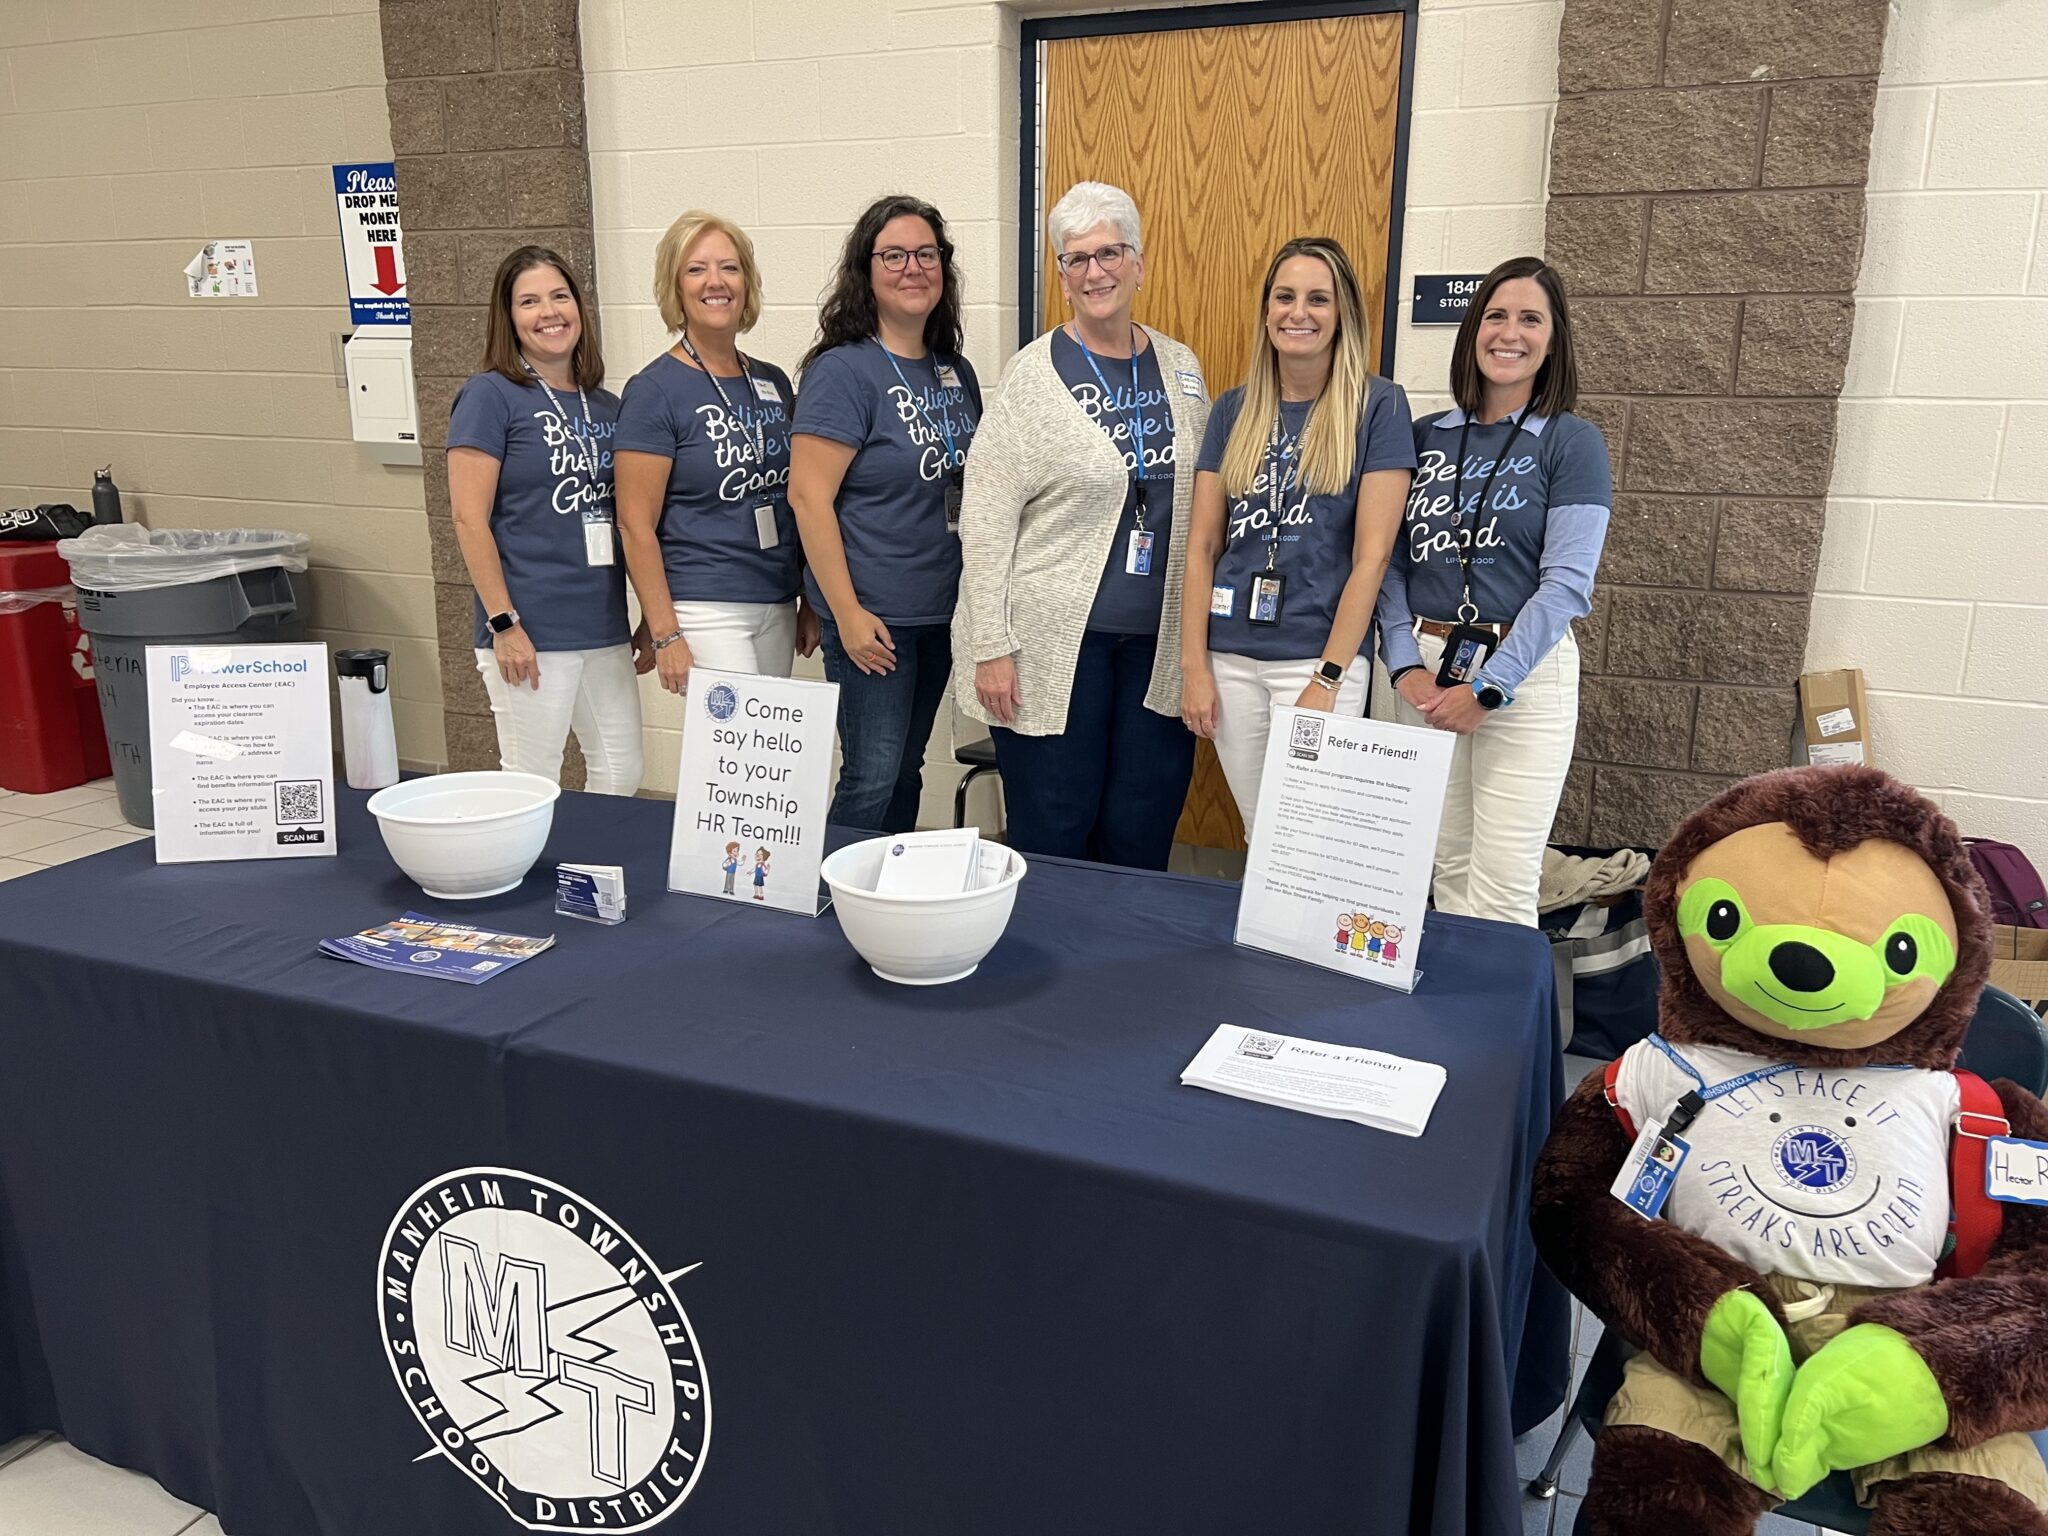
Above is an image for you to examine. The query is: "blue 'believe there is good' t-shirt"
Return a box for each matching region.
[1396,409,1613,623]
[448,369,628,651]
[613,350,800,605]
[1049,328,1177,635]
[1195,376,1416,661]
[792,340,981,628]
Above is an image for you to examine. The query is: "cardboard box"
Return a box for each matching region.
[1796,669,1872,768]
[1990,924,2048,1010]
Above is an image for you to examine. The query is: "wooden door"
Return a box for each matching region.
[1036,12,1408,852]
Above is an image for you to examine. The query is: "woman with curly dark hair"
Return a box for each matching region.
[790,194,982,833]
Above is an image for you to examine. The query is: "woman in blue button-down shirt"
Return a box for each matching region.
[1375,256,1612,928]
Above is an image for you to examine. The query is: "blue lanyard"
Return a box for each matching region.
[875,341,967,469]
[1069,325,1147,484]
[1648,1033,1798,1108]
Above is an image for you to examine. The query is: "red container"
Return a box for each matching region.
[0,540,111,793]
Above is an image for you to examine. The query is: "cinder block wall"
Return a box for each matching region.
[1543,0,1891,846]
[0,0,444,767]
[380,0,601,781]
[1807,0,2048,852]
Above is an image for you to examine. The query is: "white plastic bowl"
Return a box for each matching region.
[366,771,561,899]
[820,837,1028,985]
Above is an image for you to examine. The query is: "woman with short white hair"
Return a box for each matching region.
[954,182,1210,871]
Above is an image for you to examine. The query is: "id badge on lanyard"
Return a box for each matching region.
[1434,622,1496,686]
[1435,405,1531,685]
[1245,416,1290,625]
[944,470,964,532]
[583,513,615,567]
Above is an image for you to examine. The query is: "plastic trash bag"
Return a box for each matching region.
[56,525,312,592]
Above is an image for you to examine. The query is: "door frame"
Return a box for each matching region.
[1016,0,1421,374]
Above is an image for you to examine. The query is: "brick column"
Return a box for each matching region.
[1545,0,1891,846]
[377,0,599,780]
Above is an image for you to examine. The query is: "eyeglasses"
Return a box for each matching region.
[1055,243,1134,276]
[872,245,943,273]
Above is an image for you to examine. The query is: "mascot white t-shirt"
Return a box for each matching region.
[1613,1036,1961,1289]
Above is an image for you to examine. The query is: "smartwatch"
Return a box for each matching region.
[488,608,520,635]
[1473,680,1511,711]
[1311,659,1345,693]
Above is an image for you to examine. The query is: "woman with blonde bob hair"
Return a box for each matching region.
[615,209,815,702]
[953,180,1209,870]
[1180,236,1417,831]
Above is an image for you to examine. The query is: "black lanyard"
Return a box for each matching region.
[1447,403,1532,621]
[1259,408,1302,573]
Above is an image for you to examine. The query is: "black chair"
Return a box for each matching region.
[1530,986,2048,1529]
[952,737,1002,832]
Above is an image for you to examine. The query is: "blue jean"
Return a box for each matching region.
[821,621,952,834]
[990,630,1195,871]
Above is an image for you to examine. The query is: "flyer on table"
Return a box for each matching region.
[145,641,335,863]
[1234,709,1453,991]
[668,668,838,916]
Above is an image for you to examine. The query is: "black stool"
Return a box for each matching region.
[952,737,1002,831]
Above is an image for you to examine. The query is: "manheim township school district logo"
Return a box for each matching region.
[380,1168,710,1531]
[703,682,738,722]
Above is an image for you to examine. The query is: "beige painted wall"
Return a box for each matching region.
[582,0,1559,823]
[0,0,445,767]
[1812,0,2048,852]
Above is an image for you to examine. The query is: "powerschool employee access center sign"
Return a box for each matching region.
[334,162,409,327]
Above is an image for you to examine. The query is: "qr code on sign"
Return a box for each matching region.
[274,780,323,825]
[1237,1033,1284,1060]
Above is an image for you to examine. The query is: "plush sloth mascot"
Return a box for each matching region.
[1533,766,2048,1533]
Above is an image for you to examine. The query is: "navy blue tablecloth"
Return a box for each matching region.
[0,789,1566,1536]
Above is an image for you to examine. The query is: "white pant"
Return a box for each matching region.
[1209,652,1370,833]
[671,599,797,682]
[474,643,645,796]
[1391,627,1579,927]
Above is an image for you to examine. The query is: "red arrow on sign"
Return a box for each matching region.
[371,244,405,296]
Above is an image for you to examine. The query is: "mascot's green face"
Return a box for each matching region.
[1676,822,1958,1049]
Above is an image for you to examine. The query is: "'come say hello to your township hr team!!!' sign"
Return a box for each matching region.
[669,670,839,917]
[333,162,409,327]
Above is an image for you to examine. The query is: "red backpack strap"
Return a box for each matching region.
[1603,1056,1638,1141]
[1940,1070,2009,1279]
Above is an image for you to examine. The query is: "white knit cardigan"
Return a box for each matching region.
[951,326,1211,737]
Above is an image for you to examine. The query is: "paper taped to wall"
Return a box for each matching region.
[185,240,258,298]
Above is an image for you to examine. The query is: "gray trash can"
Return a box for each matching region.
[57,528,312,828]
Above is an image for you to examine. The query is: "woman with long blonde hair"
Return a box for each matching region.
[1179,237,1416,831]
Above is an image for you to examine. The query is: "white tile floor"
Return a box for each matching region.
[0,776,150,882]
[0,807,1844,1535]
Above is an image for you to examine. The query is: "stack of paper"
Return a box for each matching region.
[557,863,626,925]
[1180,1023,1448,1137]
[874,827,983,896]
[319,913,554,985]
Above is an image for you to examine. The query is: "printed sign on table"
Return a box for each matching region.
[145,641,335,863]
[333,161,409,326]
[668,668,838,916]
[1234,709,1453,992]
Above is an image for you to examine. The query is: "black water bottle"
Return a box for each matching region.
[91,467,123,525]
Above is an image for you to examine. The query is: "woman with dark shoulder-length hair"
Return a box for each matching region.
[789,194,981,834]
[1375,254,1612,927]
[446,245,652,793]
